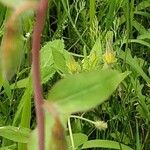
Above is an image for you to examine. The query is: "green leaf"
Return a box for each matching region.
[136,1,150,11]
[120,39,150,49]
[40,39,65,82]
[105,0,117,29]
[52,47,68,74]
[27,112,55,150]
[0,144,16,150]
[3,80,12,99]
[0,70,3,90]
[89,0,96,27]
[0,4,6,27]
[28,69,128,150]
[12,77,32,126]
[0,126,30,143]
[18,77,32,150]
[129,39,150,48]
[87,36,103,69]
[10,78,29,89]
[131,78,150,120]
[20,81,32,128]
[48,69,129,114]
[67,133,88,149]
[40,39,64,67]
[10,67,55,89]
[137,32,150,40]
[118,50,150,84]
[20,10,34,33]
[132,20,147,35]
[134,11,150,18]
[136,120,141,150]
[111,131,130,145]
[91,36,102,56]
[41,66,56,84]
[82,140,133,150]
[11,40,63,89]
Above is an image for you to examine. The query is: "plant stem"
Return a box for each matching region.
[68,118,75,150]
[32,0,48,150]
[70,115,95,124]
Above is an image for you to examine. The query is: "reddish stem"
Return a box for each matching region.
[32,0,48,150]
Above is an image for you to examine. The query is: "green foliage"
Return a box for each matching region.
[89,0,96,28]
[52,47,68,74]
[28,69,128,149]
[0,144,16,150]
[82,140,133,150]
[0,126,30,143]
[40,39,64,81]
[0,0,150,149]
[48,70,129,114]
[66,133,88,149]
[119,49,150,84]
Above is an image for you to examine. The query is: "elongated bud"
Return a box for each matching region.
[1,22,23,80]
[43,101,67,150]
[50,118,67,150]
[1,1,38,80]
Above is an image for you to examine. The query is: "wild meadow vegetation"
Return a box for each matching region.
[0,0,150,150]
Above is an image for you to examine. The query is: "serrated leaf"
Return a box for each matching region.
[0,126,30,143]
[48,69,129,114]
[41,66,56,84]
[52,47,68,74]
[40,39,64,67]
[40,39,65,81]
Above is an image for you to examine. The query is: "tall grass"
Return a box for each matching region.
[0,0,150,149]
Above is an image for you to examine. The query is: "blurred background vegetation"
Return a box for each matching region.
[0,0,150,149]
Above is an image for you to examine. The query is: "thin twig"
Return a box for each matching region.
[32,0,48,150]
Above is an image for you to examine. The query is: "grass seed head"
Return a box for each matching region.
[94,121,108,130]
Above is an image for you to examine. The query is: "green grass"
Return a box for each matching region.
[0,0,150,149]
